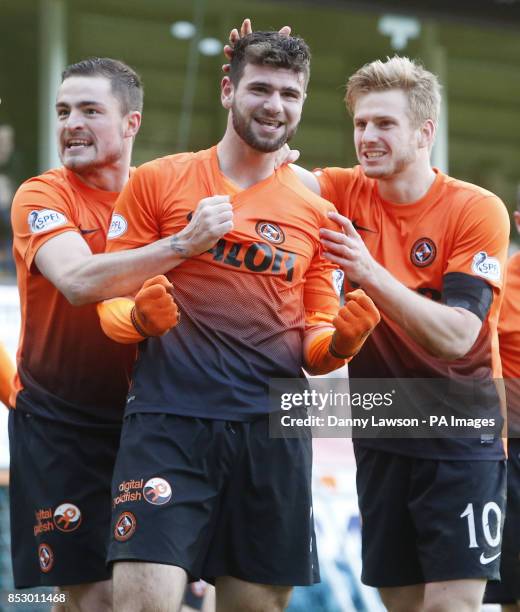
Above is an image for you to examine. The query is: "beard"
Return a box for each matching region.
[231,102,298,153]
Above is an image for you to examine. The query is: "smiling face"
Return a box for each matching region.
[225,63,306,153]
[56,76,129,173]
[353,89,423,179]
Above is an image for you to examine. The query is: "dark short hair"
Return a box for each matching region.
[230,31,311,88]
[61,57,143,115]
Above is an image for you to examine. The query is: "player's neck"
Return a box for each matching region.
[217,131,277,190]
[72,158,130,193]
[377,161,436,205]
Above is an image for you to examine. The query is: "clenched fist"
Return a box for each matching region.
[132,275,179,337]
[171,195,234,258]
[330,289,380,358]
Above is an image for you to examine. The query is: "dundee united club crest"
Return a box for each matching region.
[114,511,137,542]
[410,238,436,267]
[255,221,285,244]
[38,543,54,573]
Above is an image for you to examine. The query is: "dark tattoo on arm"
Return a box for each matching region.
[170,235,188,257]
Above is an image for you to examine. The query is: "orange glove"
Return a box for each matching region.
[329,289,380,358]
[131,275,179,338]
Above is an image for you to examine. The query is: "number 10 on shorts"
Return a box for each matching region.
[460,502,502,548]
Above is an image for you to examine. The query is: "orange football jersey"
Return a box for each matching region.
[498,252,520,435]
[11,167,136,423]
[317,165,510,459]
[106,146,341,420]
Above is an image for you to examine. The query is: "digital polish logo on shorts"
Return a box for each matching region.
[38,543,54,573]
[143,477,172,506]
[114,511,137,542]
[255,221,285,245]
[53,503,82,533]
[113,479,144,508]
[410,238,436,267]
[33,507,54,536]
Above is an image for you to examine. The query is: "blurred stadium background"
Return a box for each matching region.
[0,0,519,609]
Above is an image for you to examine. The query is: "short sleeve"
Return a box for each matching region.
[303,208,342,316]
[445,195,510,290]
[313,167,359,218]
[11,178,80,270]
[106,161,164,253]
[498,254,520,378]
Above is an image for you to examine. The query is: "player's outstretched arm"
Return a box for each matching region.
[304,290,380,375]
[34,195,233,306]
[97,275,179,344]
[320,212,484,360]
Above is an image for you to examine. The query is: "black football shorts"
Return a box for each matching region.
[108,412,319,586]
[484,438,520,604]
[9,409,121,587]
[354,445,506,587]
